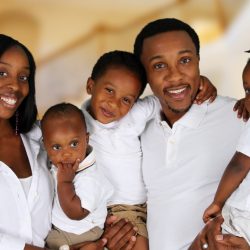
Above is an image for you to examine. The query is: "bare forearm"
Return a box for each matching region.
[57,182,88,220]
[214,152,250,206]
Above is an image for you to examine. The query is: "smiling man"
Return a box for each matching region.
[133,18,248,250]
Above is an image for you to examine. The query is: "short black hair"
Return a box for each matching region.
[91,50,147,97]
[0,34,37,133]
[134,18,200,59]
[41,103,86,130]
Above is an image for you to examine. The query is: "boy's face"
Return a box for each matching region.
[42,115,89,168]
[86,67,142,124]
[243,63,250,96]
[140,30,200,120]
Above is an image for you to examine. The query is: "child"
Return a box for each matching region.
[81,50,217,250]
[203,51,250,244]
[42,103,113,250]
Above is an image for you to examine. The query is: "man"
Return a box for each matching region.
[133,18,249,250]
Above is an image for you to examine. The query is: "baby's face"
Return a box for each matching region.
[87,67,142,124]
[42,115,88,167]
[243,63,250,96]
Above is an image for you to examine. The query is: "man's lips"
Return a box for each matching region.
[163,86,190,100]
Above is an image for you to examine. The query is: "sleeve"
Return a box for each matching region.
[74,175,102,213]
[130,95,158,122]
[0,233,25,250]
[236,120,250,156]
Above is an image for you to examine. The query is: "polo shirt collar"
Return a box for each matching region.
[157,100,209,129]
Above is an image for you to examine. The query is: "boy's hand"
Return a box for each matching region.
[233,97,250,122]
[57,159,80,183]
[194,76,217,105]
[203,203,222,223]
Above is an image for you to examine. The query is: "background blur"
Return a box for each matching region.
[0,0,250,116]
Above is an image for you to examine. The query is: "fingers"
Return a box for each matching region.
[72,159,80,172]
[103,218,137,250]
[121,236,136,250]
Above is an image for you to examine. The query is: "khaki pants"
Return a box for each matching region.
[46,225,103,250]
[108,203,148,238]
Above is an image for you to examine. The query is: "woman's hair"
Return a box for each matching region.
[90,50,147,97]
[134,18,200,59]
[0,34,37,133]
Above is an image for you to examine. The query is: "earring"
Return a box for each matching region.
[15,111,19,135]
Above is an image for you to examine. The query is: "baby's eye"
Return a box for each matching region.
[245,89,250,95]
[70,141,79,148]
[0,71,8,78]
[52,144,61,151]
[153,63,166,70]
[180,57,191,64]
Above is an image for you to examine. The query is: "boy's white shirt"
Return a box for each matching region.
[0,124,53,250]
[81,95,158,205]
[51,146,113,234]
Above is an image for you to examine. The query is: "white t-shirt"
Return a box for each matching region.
[0,124,54,250]
[141,96,245,250]
[224,119,250,211]
[82,96,157,205]
[51,147,113,234]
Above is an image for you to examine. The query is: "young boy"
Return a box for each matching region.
[42,103,113,250]
[81,50,217,250]
[203,51,250,244]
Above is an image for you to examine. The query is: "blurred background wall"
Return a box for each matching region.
[0,0,249,116]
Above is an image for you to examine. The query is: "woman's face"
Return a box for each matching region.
[0,46,30,120]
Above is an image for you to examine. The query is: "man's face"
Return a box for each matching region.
[140,30,200,120]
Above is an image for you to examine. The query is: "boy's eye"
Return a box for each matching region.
[105,87,114,94]
[0,71,8,77]
[180,57,191,64]
[122,97,132,105]
[153,63,166,70]
[71,141,79,148]
[52,144,61,151]
[245,89,250,95]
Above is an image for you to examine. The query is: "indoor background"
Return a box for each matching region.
[0,0,249,116]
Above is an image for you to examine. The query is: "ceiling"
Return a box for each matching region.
[0,0,247,63]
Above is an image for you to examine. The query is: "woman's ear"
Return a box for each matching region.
[86,77,94,94]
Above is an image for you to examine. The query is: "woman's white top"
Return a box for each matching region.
[51,147,113,234]
[82,96,157,205]
[0,124,54,250]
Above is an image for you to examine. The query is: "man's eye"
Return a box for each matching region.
[52,145,61,150]
[181,58,191,64]
[71,141,78,148]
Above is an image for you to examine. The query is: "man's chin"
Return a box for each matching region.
[168,103,192,114]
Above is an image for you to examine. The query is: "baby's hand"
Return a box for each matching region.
[234,97,250,122]
[57,159,80,183]
[203,203,222,223]
[194,75,217,105]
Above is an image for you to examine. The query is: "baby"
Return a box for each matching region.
[42,103,113,250]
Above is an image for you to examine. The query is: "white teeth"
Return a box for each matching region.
[1,96,17,105]
[168,87,186,94]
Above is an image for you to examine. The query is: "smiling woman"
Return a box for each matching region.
[0,34,54,250]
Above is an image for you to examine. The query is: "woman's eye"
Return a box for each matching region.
[0,71,7,77]
[71,141,78,148]
[52,145,61,151]
[19,75,29,82]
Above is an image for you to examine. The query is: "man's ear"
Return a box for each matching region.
[86,77,95,94]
